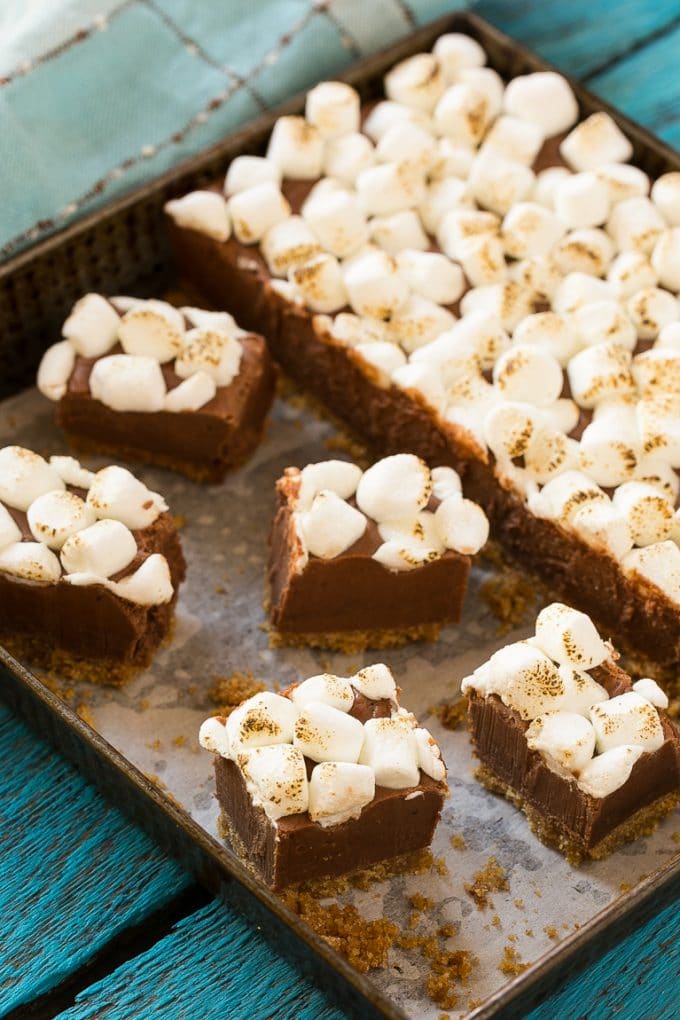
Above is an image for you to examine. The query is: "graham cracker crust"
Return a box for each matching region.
[268,621,443,653]
[475,763,680,866]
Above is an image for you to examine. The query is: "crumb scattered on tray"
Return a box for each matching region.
[432,699,467,731]
[450,833,466,850]
[208,671,266,715]
[491,914,501,929]
[620,881,632,894]
[173,735,187,748]
[514,898,524,910]
[498,943,528,976]
[479,569,538,634]
[172,513,188,530]
[425,948,474,1010]
[464,856,509,909]
[75,703,95,726]
[544,925,559,940]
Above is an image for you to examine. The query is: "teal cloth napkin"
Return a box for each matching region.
[0,0,467,262]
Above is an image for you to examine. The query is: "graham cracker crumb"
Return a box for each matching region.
[620,881,632,894]
[499,943,528,976]
[491,914,501,928]
[172,514,188,530]
[209,671,266,715]
[449,833,466,850]
[75,703,95,727]
[173,735,187,748]
[544,925,559,940]
[479,569,538,634]
[464,856,509,909]
[425,949,474,1010]
[433,699,467,731]
[409,893,434,912]
[514,898,524,910]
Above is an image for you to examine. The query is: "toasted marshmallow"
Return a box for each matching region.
[596,163,650,205]
[89,355,166,412]
[385,53,445,113]
[526,711,596,775]
[431,466,462,501]
[118,306,183,363]
[164,190,230,242]
[60,518,137,577]
[37,341,76,401]
[430,137,476,181]
[294,701,364,764]
[432,32,486,80]
[578,744,644,798]
[482,115,545,167]
[376,120,437,172]
[343,248,407,319]
[493,344,564,407]
[608,196,666,253]
[509,254,563,302]
[459,234,507,287]
[164,372,216,412]
[289,253,347,313]
[436,206,499,260]
[433,83,489,146]
[396,249,464,306]
[606,250,657,298]
[634,455,680,503]
[326,312,387,347]
[633,347,680,397]
[483,401,540,461]
[266,115,323,178]
[543,397,581,435]
[458,66,504,119]
[0,447,65,512]
[651,228,680,290]
[298,490,366,559]
[323,131,375,185]
[534,603,609,669]
[525,427,578,483]
[228,182,290,245]
[635,677,669,709]
[612,481,673,546]
[434,494,488,554]
[657,321,680,349]
[350,663,397,702]
[363,100,429,142]
[62,294,120,358]
[558,664,609,717]
[44,457,92,493]
[306,81,360,139]
[627,287,679,340]
[112,553,173,605]
[552,229,614,278]
[572,300,637,352]
[528,470,608,524]
[355,341,407,381]
[447,311,510,370]
[636,393,680,467]
[388,296,455,353]
[501,645,566,721]
[533,166,572,209]
[413,727,446,782]
[356,160,426,216]
[560,112,633,171]
[418,176,470,236]
[578,418,638,487]
[356,454,430,522]
[501,202,565,259]
[175,328,242,388]
[503,71,578,135]
[652,172,680,225]
[227,692,299,754]
[223,155,280,196]
[0,541,61,584]
[198,716,230,757]
[0,502,21,552]
[27,490,96,551]
[359,716,419,788]
[392,362,446,412]
[238,744,308,821]
[460,281,536,332]
[624,540,680,604]
[591,691,664,753]
[302,182,368,257]
[552,272,614,316]
[291,674,355,712]
[379,510,444,555]
[468,151,535,216]
[512,312,579,366]
[86,465,166,529]
[567,342,635,408]
[370,210,429,256]
[261,216,322,278]
[308,762,375,827]
[295,459,363,511]
[554,172,610,230]
[373,539,439,572]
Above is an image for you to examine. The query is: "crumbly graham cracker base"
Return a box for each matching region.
[268,621,443,653]
[475,763,680,866]
[62,432,235,484]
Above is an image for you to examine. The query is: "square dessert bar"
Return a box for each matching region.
[0,446,186,685]
[462,603,680,862]
[268,453,488,649]
[199,664,448,889]
[166,31,680,685]
[38,295,276,482]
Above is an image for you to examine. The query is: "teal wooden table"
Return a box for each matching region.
[2,3,680,1018]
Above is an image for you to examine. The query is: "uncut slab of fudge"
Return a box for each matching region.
[199,664,448,889]
[165,31,680,684]
[0,446,185,685]
[462,602,680,862]
[269,453,488,649]
[38,294,276,482]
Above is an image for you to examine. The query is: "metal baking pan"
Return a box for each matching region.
[1,11,679,1019]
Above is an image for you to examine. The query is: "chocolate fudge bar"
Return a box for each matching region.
[269,454,488,649]
[38,295,276,482]
[165,33,680,684]
[199,664,448,888]
[0,446,186,685]
[462,602,680,862]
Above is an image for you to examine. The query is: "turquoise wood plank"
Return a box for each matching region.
[0,703,190,1016]
[56,899,345,1020]
[475,0,680,78]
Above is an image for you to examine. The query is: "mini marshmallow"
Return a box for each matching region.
[323,132,375,185]
[634,455,680,503]
[86,465,166,530]
[432,32,486,81]
[567,342,635,408]
[612,481,673,546]
[289,253,347,313]
[373,540,439,572]
[430,137,476,181]
[0,541,61,584]
[308,762,375,827]
[468,151,535,216]
[228,181,290,245]
[483,401,540,462]
[418,176,470,236]
[508,255,562,302]
[533,166,572,209]
[37,341,76,401]
[112,553,173,606]
[627,286,679,340]
[266,115,323,179]
[396,250,465,306]
[552,272,615,316]
[502,645,567,721]
[48,456,94,491]
[118,306,183,363]
[652,172,680,225]
[326,312,387,347]
[432,83,489,146]
[392,362,446,412]
[535,602,609,670]
[481,115,545,167]
[298,490,366,558]
[512,312,579,366]
[460,281,536,332]
[60,518,137,577]
[636,394,680,467]
[578,744,644,798]
[175,328,242,388]
[179,308,240,335]
[555,172,610,231]
[657,321,680,349]
[596,163,650,205]
[302,183,368,258]
[558,664,609,717]
[503,71,578,136]
[431,466,462,501]
[578,418,638,487]
[459,234,507,287]
[224,155,280,196]
[634,677,669,709]
[363,101,429,143]
[651,228,680,291]
[409,327,480,380]
[356,160,426,217]
[165,191,230,242]
[261,216,322,277]
[572,300,637,351]
[501,202,565,259]
[560,112,633,172]
[355,341,407,380]
[62,293,120,358]
[528,470,608,524]
[89,355,166,412]
[436,206,499,261]
[295,460,362,512]
[591,691,664,753]
[238,744,308,821]
[493,344,564,407]
[413,727,446,782]
[543,397,581,435]
[633,348,680,397]
[343,249,407,319]
[359,716,419,788]
[388,296,455,354]
[370,210,429,256]
[291,674,355,712]
[524,427,578,484]
[552,229,614,278]
[164,372,216,412]
[198,716,231,757]
[458,67,504,120]
[384,53,445,114]
[227,692,299,754]
[376,120,438,172]
[526,711,596,775]
[624,540,680,604]
[27,490,95,551]
[0,502,21,551]
[356,454,430,521]
[607,196,666,254]
[294,701,365,764]
[434,495,489,554]
[445,311,510,370]
[305,81,360,139]
[377,510,441,557]
[350,663,397,702]
[0,447,65,512]
[607,250,658,298]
